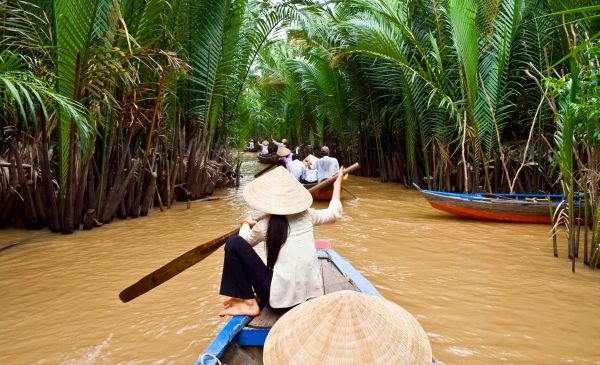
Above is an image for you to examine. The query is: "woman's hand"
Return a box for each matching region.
[241,216,257,228]
[333,166,348,190]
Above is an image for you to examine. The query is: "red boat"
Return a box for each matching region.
[414,184,582,224]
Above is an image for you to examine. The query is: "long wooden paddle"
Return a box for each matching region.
[119,162,359,303]
[254,163,276,178]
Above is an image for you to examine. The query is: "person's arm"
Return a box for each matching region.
[238,216,266,246]
[331,166,346,201]
[309,167,348,225]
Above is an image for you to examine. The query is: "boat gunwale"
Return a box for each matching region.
[195,248,381,365]
[420,189,583,203]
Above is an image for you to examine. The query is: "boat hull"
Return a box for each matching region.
[256,153,279,164]
[302,183,333,201]
[418,188,581,224]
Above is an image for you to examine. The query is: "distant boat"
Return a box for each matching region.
[414,184,583,224]
[256,153,279,164]
[195,244,440,365]
[302,182,333,201]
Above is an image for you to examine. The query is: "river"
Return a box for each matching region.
[1,157,599,364]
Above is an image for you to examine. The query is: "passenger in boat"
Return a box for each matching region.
[260,140,269,155]
[272,138,288,148]
[301,154,318,184]
[314,146,339,181]
[276,146,292,166]
[218,166,348,317]
[286,154,304,181]
[247,139,255,151]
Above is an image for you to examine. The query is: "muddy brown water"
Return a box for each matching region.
[1,157,599,364]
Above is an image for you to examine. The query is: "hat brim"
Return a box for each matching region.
[244,167,312,215]
[276,147,291,157]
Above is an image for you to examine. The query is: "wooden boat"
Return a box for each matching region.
[302,182,333,201]
[195,244,438,365]
[414,184,583,224]
[256,153,279,165]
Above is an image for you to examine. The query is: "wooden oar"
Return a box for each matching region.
[119,163,359,303]
[254,163,276,178]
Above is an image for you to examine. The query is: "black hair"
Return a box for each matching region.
[277,159,287,167]
[266,215,289,270]
[292,153,299,161]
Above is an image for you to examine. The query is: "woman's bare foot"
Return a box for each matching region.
[218,299,260,317]
[222,297,242,308]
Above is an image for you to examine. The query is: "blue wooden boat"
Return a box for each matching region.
[195,247,439,365]
[414,183,583,224]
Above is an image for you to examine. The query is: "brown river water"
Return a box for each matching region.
[1,156,599,365]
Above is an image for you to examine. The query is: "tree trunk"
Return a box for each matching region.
[73,159,90,229]
[8,139,38,227]
[40,115,60,232]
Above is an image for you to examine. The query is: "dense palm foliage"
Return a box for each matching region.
[0,0,290,232]
[236,0,599,266]
[1,0,599,266]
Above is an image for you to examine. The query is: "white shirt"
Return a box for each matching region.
[302,167,318,183]
[287,159,304,181]
[261,144,269,154]
[273,140,286,148]
[239,199,343,308]
[315,155,339,181]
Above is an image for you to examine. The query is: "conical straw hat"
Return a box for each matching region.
[244,166,312,215]
[261,140,269,146]
[276,146,291,157]
[303,154,319,167]
[263,290,432,365]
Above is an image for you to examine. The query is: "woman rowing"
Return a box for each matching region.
[218,166,348,316]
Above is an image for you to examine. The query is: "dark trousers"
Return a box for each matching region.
[220,235,273,305]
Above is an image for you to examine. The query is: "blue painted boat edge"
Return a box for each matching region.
[194,315,252,365]
[421,188,583,200]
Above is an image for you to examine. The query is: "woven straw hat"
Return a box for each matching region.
[243,166,312,215]
[282,138,288,144]
[261,140,269,146]
[263,290,432,365]
[276,147,291,157]
[303,154,319,168]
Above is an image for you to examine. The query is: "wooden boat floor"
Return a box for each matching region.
[247,257,357,329]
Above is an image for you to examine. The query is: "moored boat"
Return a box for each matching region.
[195,245,438,365]
[256,153,279,164]
[414,184,583,224]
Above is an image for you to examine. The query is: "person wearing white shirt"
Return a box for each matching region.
[286,154,304,181]
[260,140,269,154]
[273,138,288,148]
[314,146,339,181]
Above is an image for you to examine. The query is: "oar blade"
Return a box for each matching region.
[119,230,237,303]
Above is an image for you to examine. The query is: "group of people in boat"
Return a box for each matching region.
[253,138,341,183]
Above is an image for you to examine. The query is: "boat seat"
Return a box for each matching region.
[247,257,357,329]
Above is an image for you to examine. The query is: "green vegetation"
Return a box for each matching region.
[0,0,598,267]
[0,0,290,232]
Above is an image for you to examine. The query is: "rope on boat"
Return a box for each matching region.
[198,352,223,365]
